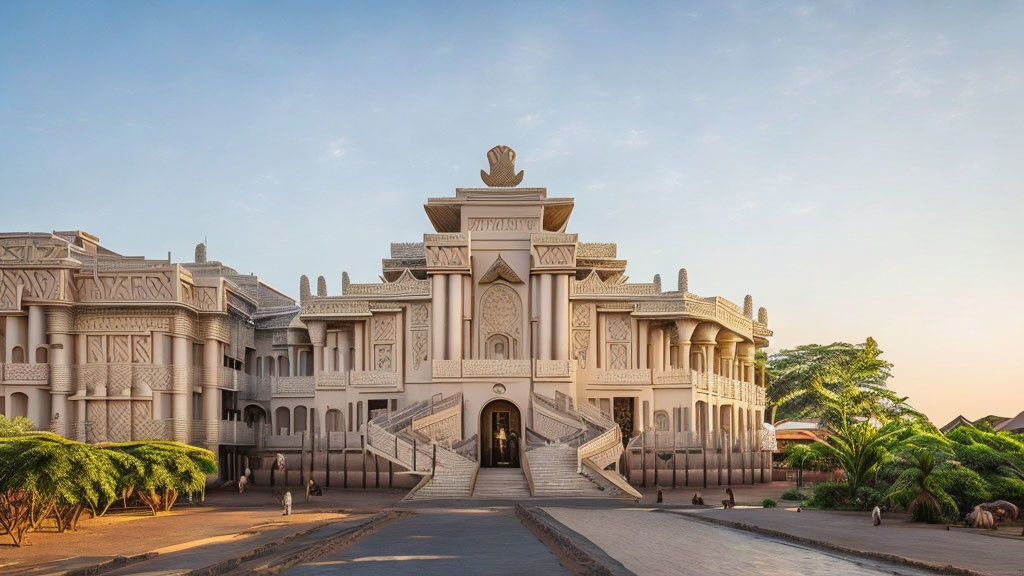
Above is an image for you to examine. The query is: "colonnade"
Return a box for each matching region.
[533,272,570,361]
[430,272,469,361]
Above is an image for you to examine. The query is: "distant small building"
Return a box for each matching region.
[773,419,826,449]
[940,414,1012,434]
[994,411,1024,434]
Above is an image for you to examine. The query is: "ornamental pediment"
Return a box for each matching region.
[572,270,659,296]
[479,255,523,284]
[343,269,430,296]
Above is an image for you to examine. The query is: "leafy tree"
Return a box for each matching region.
[767,339,914,424]
[103,441,216,515]
[887,448,958,523]
[0,433,118,544]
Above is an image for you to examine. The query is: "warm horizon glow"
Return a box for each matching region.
[2,2,1021,427]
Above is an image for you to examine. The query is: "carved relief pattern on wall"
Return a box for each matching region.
[132,335,151,363]
[75,271,176,302]
[480,283,522,358]
[609,343,629,370]
[107,401,131,443]
[572,303,591,369]
[374,345,393,372]
[108,336,131,363]
[0,238,71,265]
[87,335,104,363]
[132,401,152,433]
[409,303,429,370]
[75,309,173,335]
[0,269,63,309]
[373,315,395,342]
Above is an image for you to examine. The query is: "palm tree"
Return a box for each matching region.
[782,443,819,489]
[888,448,958,523]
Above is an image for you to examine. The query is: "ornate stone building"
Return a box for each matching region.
[0,146,772,496]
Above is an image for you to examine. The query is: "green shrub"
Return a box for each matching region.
[854,485,887,510]
[762,498,777,508]
[934,466,990,517]
[984,475,1024,509]
[808,482,850,509]
[780,488,808,501]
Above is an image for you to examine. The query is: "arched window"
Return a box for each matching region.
[11,346,24,364]
[274,407,291,435]
[325,409,344,433]
[35,346,48,364]
[278,355,289,376]
[294,406,308,433]
[485,334,511,360]
[11,392,29,419]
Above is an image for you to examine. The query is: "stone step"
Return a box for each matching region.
[472,468,531,499]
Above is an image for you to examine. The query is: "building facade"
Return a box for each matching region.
[0,146,773,496]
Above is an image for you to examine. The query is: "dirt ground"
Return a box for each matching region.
[0,487,406,575]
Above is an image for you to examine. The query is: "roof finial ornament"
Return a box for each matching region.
[678,268,688,293]
[299,275,310,303]
[480,145,524,187]
[744,295,754,318]
[194,242,206,263]
[317,276,327,297]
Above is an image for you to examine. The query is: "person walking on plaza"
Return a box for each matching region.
[282,491,292,516]
[238,474,248,494]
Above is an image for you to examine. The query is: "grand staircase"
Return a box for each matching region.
[364,393,479,500]
[526,392,642,501]
[472,468,531,499]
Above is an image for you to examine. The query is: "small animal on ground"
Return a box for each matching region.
[872,506,881,526]
[692,491,704,505]
[282,491,293,516]
[965,505,996,529]
[722,488,735,509]
[656,485,663,503]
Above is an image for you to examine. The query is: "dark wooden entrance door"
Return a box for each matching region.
[614,397,635,446]
[480,400,521,468]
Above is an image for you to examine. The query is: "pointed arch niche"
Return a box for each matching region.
[479,282,522,360]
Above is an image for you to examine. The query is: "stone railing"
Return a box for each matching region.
[693,372,766,406]
[240,376,272,401]
[652,368,691,385]
[593,368,652,385]
[534,359,575,380]
[219,420,256,445]
[0,363,49,383]
[316,372,349,389]
[273,376,315,396]
[349,370,399,388]
[432,359,533,379]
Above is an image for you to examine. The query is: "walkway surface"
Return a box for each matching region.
[682,507,1024,576]
[284,506,572,575]
[543,506,943,576]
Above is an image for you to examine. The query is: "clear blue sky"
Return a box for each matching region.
[2,1,1022,425]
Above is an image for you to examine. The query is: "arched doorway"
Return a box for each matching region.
[480,399,521,468]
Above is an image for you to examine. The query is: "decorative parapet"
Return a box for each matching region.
[1,268,70,310]
[753,321,773,338]
[343,269,430,297]
[534,359,575,380]
[573,270,658,296]
[300,299,371,319]
[593,369,652,385]
[350,370,399,388]
[273,376,315,396]
[0,363,49,383]
[0,236,75,267]
[240,376,272,401]
[462,359,532,378]
[316,372,349,389]
[576,243,617,259]
[432,359,462,379]
[652,369,692,385]
[218,420,256,445]
[634,295,754,340]
[74,266,184,305]
[424,233,470,272]
[530,233,577,271]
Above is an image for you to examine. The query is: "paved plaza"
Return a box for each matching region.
[4,486,1022,576]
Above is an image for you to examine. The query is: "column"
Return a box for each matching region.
[326,332,337,373]
[652,326,664,373]
[664,333,672,370]
[447,274,462,361]
[172,336,190,442]
[538,274,552,360]
[338,329,352,373]
[553,274,569,360]
[597,313,607,369]
[353,322,364,371]
[27,306,46,364]
[431,275,446,360]
[637,321,648,370]
[46,308,72,437]
[203,339,220,444]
